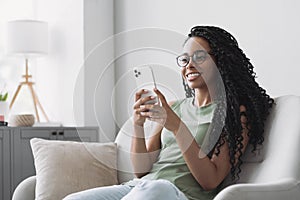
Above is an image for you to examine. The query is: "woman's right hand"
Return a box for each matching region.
[133,89,157,127]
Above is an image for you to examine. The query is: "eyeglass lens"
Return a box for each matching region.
[176,50,208,67]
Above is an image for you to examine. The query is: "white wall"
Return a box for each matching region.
[114,0,300,124]
[0,0,116,140]
[35,0,115,135]
[35,0,116,141]
[0,0,85,125]
[34,0,84,125]
[0,0,35,116]
[1,0,299,137]
[83,0,115,141]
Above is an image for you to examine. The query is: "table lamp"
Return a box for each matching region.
[6,20,49,122]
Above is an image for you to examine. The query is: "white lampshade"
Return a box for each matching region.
[6,20,48,57]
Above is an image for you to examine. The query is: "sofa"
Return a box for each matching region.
[12,95,300,200]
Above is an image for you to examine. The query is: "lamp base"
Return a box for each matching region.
[9,81,49,122]
[9,59,49,122]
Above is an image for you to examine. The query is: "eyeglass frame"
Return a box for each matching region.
[176,50,212,68]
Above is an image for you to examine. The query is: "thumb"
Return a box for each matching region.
[154,88,167,107]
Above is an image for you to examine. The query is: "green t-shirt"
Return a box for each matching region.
[142,98,219,200]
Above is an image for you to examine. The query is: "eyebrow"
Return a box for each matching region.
[180,49,207,56]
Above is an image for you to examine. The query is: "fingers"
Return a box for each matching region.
[139,105,166,119]
[133,99,157,120]
[138,104,152,113]
[139,104,155,118]
[134,89,158,103]
[133,89,158,126]
[133,95,157,109]
[135,89,148,102]
[153,88,167,106]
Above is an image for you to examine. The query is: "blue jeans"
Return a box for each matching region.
[63,179,188,200]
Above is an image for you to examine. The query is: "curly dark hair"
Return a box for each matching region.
[183,26,274,181]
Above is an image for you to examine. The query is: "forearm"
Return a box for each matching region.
[130,124,153,177]
[174,122,228,190]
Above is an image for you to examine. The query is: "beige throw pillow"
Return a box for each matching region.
[30,138,118,200]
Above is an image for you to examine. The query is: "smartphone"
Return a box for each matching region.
[133,66,158,105]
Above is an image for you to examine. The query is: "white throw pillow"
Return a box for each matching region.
[30,138,118,200]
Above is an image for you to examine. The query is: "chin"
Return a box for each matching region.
[187,80,207,89]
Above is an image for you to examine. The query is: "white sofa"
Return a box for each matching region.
[12,95,300,200]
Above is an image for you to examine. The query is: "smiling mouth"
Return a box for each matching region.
[186,72,202,78]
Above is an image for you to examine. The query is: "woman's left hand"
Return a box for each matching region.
[140,88,181,133]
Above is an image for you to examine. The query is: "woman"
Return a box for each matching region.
[64,26,274,200]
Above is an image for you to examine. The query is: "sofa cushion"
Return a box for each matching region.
[30,138,118,200]
[237,95,300,183]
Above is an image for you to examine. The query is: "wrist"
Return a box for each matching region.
[133,123,144,129]
[133,123,145,138]
[172,119,184,135]
[173,120,184,135]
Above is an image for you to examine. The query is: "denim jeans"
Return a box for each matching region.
[63,179,188,200]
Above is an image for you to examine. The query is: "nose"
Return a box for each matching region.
[185,58,196,69]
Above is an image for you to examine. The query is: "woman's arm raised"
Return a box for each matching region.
[131,89,163,178]
[142,89,249,190]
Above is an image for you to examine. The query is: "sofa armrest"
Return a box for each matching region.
[214,178,300,200]
[12,176,36,200]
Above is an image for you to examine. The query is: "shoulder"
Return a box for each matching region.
[167,98,189,108]
[168,100,177,107]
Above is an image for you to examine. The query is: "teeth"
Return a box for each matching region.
[187,73,201,78]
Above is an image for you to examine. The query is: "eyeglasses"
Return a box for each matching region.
[176,50,210,68]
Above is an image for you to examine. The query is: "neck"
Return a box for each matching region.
[194,88,212,107]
